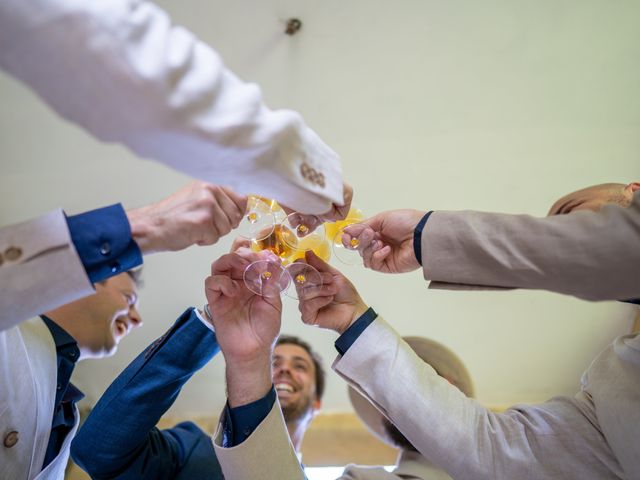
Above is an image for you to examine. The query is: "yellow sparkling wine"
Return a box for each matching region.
[288,238,331,262]
[252,225,298,259]
[325,208,365,247]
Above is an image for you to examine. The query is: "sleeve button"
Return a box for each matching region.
[4,247,22,261]
[100,242,111,256]
[3,431,19,448]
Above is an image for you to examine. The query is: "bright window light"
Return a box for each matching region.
[305,466,394,479]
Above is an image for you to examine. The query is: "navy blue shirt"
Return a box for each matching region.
[40,316,84,469]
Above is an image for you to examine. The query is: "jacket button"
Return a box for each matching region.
[3,431,19,448]
[4,247,22,262]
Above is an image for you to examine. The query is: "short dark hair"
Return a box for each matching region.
[96,268,143,288]
[125,267,143,288]
[276,334,326,401]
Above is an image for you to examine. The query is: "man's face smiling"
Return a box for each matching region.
[88,273,142,357]
[272,343,320,423]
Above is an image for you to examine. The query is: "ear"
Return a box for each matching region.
[311,398,322,417]
[625,182,640,194]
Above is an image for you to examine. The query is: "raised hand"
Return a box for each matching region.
[349,209,427,274]
[127,181,247,254]
[205,248,282,363]
[204,248,283,406]
[296,252,368,334]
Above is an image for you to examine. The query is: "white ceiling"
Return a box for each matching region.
[1,0,639,418]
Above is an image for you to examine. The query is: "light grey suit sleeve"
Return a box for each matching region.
[0,0,342,214]
[0,210,93,330]
[333,316,624,480]
[212,401,306,480]
[422,193,640,301]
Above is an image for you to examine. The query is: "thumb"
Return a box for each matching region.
[222,186,248,216]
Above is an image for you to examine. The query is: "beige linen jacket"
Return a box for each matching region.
[423,192,640,301]
[0,317,79,479]
[341,450,453,480]
[0,210,93,330]
[213,407,452,480]
[213,315,639,480]
[334,316,638,480]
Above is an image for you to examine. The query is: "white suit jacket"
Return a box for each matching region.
[0,210,93,330]
[423,192,640,301]
[0,317,80,480]
[0,0,342,214]
[213,315,639,480]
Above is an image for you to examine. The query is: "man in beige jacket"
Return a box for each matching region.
[352,181,640,301]
[210,250,639,479]
[208,182,639,479]
[341,336,474,480]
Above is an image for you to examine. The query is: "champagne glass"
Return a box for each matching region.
[236,195,277,242]
[239,196,290,296]
[278,213,327,299]
[327,208,372,265]
[283,262,324,300]
[243,259,290,297]
[280,213,326,254]
[241,201,324,298]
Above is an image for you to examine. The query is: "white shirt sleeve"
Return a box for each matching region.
[193,307,215,334]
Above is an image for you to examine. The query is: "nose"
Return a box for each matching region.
[273,361,292,378]
[128,306,143,329]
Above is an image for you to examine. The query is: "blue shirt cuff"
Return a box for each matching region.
[335,307,378,356]
[222,386,277,448]
[413,211,434,266]
[66,204,143,283]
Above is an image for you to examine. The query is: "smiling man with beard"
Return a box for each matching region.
[273,335,325,454]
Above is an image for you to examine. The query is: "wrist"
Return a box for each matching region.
[226,355,272,408]
[127,206,156,254]
[337,301,369,334]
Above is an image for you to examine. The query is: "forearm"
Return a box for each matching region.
[0,209,94,329]
[0,0,342,213]
[71,309,219,476]
[333,316,587,480]
[422,198,640,300]
[226,355,272,409]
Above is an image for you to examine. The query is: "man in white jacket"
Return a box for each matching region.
[0,0,345,214]
[0,181,246,328]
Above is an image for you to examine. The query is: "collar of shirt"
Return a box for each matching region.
[40,315,85,469]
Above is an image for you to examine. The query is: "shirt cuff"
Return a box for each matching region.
[413,211,434,266]
[194,307,216,333]
[335,307,378,356]
[222,386,277,447]
[66,204,143,283]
